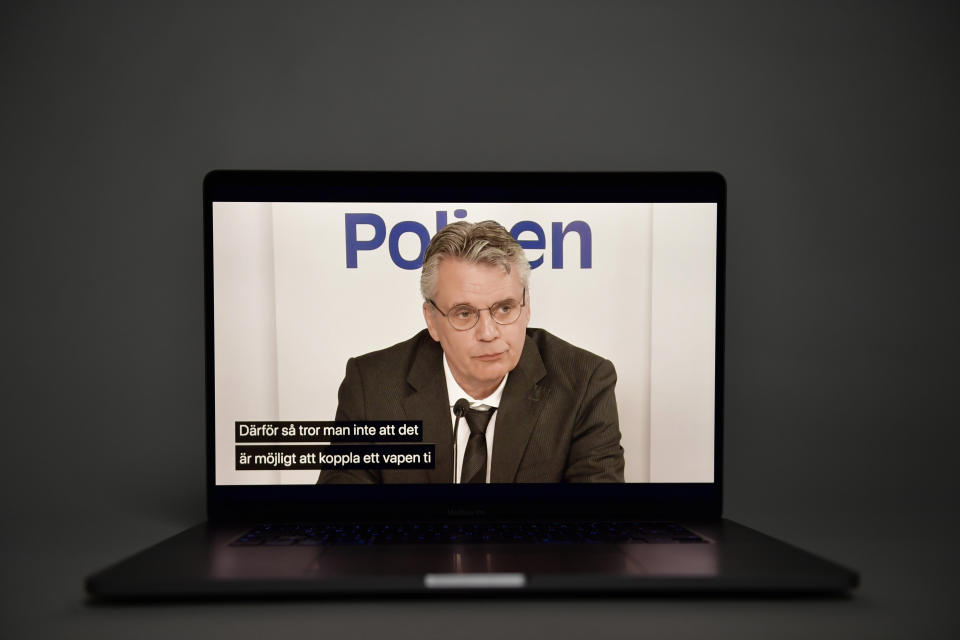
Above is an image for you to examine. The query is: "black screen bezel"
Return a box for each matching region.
[204,171,726,522]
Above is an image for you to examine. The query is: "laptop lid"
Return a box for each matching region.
[203,171,724,522]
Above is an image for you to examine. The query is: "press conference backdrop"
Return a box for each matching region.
[213,202,717,484]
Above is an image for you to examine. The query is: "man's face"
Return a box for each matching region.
[423,258,530,400]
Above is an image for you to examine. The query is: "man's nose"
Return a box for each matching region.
[475,309,500,341]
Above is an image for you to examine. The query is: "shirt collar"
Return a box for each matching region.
[442,353,508,409]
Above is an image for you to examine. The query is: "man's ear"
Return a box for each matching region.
[423,302,441,342]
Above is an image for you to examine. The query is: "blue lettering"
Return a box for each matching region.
[344,211,593,270]
[551,221,592,269]
[388,221,431,270]
[345,213,386,268]
[510,221,546,269]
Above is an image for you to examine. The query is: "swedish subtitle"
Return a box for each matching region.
[235,445,435,470]
[235,421,423,442]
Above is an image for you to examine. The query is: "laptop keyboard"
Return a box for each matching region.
[231,521,706,546]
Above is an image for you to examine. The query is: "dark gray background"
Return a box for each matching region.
[2,1,958,637]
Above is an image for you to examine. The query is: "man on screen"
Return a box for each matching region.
[317,220,624,484]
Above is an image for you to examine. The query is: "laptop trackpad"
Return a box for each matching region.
[306,544,631,577]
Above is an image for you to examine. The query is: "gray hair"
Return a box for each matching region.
[420,220,531,300]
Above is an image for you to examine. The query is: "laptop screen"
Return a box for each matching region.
[207,173,720,491]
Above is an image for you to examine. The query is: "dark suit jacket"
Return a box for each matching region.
[317,328,624,484]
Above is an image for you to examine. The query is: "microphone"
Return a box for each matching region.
[452,399,470,483]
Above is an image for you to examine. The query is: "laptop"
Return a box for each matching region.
[85,171,857,597]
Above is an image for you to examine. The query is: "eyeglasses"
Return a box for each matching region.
[428,288,526,331]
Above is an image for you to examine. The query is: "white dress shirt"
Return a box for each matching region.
[442,354,508,483]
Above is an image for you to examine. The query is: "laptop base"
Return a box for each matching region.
[86,519,857,600]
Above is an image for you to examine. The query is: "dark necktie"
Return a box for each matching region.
[460,406,496,484]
